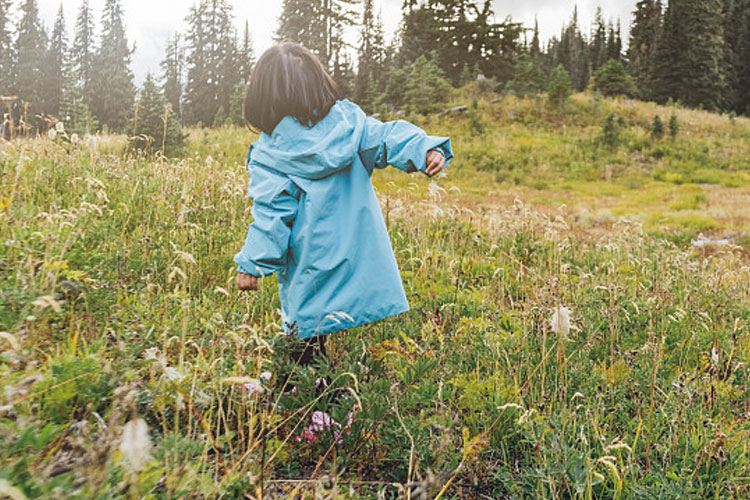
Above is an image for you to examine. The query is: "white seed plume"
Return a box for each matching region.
[120,418,152,476]
[0,479,27,500]
[550,306,572,340]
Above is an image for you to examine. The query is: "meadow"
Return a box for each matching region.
[1,92,750,499]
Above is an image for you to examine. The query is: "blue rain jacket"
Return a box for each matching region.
[234,99,453,338]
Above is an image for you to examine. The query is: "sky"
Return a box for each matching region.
[31,0,638,85]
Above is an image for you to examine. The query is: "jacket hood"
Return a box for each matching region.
[249,99,365,180]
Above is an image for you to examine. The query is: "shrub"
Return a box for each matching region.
[669,113,679,139]
[651,115,665,139]
[600,113,623,148]
[593,59,637,97]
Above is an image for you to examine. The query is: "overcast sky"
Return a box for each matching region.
[31,0,637,85]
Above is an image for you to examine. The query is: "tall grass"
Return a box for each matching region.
[1,95,750,498]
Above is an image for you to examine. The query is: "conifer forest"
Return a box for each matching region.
[1,0,750,498]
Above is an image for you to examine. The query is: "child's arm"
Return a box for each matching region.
[358,116,454,176]
[234,165,300,289]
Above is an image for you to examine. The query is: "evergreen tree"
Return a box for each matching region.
[505,56,545,96]
[724,0,750,113]
[161,34,183,119]
[591,7,608,71]
[228,80,246,125]
[354,0,387,111]
[131,73,187,157]
[183,0,241,126]
[594,59,637,96]
[0,0,13,94]
[239,21,255,84]
[530,18,541,60]
[557,7,589,91]
[606,20,623,62]
[548,64,572,108]
[59,68,97,135]
[403,53,451,114]
[652,0,726,110]
[740,0,750,113]
[276,0,356,70]
[72,0,96,97]
[42,5,68,117]
[15,0,47,130]
[276,0,325,58]
[89,0,135,132]
[628,0,663,100]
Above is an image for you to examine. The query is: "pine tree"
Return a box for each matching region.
[276,0,355,71]
[59,68,97,135]
[42,5,67,117]
[739,0,750,113]
[183,0,241,126]
[0,0,13,94]
[505,56,545,96]
[161,34,183,120]
[15,0,47,131]
[548,64,572,108]
[403,54,451,114]
[354,0,385,111]
[724,0,750,113]
[629,0,663,100]
[131,73,187,157]
[558,7,589,91]
[276,0,325,58]
[72,0,96,98]
[530,18,541,60]
[653,0,726,110]
[606,20,623,61]
[591,7,608,71]
[239,21,255,84]
[89,0,135,132]
[594,59,637,96]
[399,0,523,86]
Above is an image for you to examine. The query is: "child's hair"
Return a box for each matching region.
[244,43,341,135]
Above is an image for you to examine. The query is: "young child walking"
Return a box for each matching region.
[235,43,453,362]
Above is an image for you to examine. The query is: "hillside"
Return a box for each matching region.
[1,94,749,499]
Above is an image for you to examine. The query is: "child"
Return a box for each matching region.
[235,43,453,362]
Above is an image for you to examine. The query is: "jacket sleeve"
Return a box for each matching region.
[358,116,454,175]
[234,164,300,277]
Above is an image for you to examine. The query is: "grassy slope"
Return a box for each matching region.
[0,94,749,499]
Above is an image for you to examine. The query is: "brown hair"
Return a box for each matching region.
[244,43,340,135]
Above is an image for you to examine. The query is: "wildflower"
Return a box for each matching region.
[55,121,64,132]
[48,129,57,140]
[242,379,264,396]
[550,306,572,340]
[120,418,152,476]
[70,133,80,144]
[296,410,356,443]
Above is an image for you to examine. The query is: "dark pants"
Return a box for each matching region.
[292,335,327,366]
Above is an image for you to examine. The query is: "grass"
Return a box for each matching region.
[1,93,750,499]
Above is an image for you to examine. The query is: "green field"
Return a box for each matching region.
[2,94,750,499]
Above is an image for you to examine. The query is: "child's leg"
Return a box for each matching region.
[294,334,327,366]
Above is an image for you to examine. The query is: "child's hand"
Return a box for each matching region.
[237,273,258,291]
[425,150,446,177]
